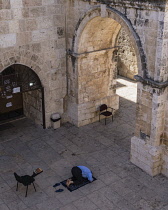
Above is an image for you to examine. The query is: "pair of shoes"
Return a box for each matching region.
[53,183,60,187]
[55,189,64,192]
[53,183,64,192]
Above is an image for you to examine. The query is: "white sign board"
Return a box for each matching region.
[13,87,20,93]
[6,95,13,99]
[6,102,12,107]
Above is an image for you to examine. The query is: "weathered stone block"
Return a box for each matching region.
[10,0,23,8]
[22,0,42,7]
[37,16,53,29]
[16,32,32,46]
[29,7,46,18]
[131,136,162,176]
[0,34,16,48]
[9,20,19,33]
[26,19,38,31]
[0,22,9,34]
[42,0,54,5]
[31,43,41,53]
[32,29,49,42]
[22,8,29,18]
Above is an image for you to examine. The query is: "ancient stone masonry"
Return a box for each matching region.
[0,0,66,127]
[23,90,42,126]
[117,27,138,80]
[0,0,168,178]
[66,0,168,178]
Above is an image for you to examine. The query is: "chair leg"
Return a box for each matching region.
[32,182,36,192]
[16,182,18,191]
[112,114,113,122]
[25,185,28,197]
[105,117,106,125]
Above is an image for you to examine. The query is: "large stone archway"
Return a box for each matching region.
[67,5,146,127]
[73,6,146,77]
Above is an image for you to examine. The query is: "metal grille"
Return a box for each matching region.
[0,64,42,96]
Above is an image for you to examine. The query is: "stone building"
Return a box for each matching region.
[0,0,168,178]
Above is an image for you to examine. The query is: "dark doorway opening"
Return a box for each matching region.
[0,108,24,122]
[0,64,46,128]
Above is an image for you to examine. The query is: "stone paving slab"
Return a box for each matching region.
[0,77,168,210]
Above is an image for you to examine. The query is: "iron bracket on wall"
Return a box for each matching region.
[134,75,168,89]
[67,46,121,58]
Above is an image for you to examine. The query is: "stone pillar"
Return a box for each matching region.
[131,80,168,176]
[67,50,120,127]
[131,83,167,176]
[131,1,168,177]
[150,89,166,146]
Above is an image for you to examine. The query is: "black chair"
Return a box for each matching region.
[14,172,36,197]
[99,104,114,125]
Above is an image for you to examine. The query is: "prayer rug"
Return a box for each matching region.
[60,177,97,192]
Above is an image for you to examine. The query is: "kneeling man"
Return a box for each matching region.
[66,166,93,187]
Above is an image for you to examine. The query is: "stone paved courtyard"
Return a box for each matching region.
[0,77,168,210]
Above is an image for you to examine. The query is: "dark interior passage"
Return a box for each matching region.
[0,64,43,125]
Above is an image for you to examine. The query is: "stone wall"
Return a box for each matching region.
[23,89,42,125]
[71,0,167,79]
[0,0,66,127]
[131,83,168,176]
[131,136,162,176]
[117,28,138,80]
[66,0,164,127]
[161,87,168,176]
[76,48,119,126]
[164,98,168,141]
[73,14,120,126]
[66,0,168,177]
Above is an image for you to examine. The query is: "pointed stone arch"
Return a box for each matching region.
[72,6,147,77]
[67,5,147,127]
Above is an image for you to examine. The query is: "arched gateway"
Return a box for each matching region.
[67,5,146,127]
[0,64,46,128]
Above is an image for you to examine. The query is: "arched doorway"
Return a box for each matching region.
[67,6,146,127]
[0,64,46,128]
